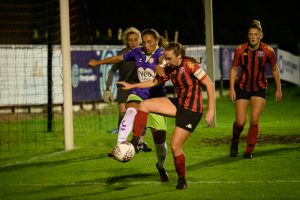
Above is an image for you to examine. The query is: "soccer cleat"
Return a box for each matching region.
[107,151,114,158]
[230,139,239,157]
[176,176,187,189]
[156,163,169,182]
[243,153,253,159]
[138,142,152,152]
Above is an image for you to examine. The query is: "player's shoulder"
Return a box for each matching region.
[260,42,275,53]
[183,57,199,72]
[236,42,248,50]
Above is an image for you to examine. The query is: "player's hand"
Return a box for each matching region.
[205,109,214,126]
[103,90,114,103]
[116,81,132,90]
[88,59,98,67]
[230,88,236,103]
[155,65,165,76]
[275,89,282,102]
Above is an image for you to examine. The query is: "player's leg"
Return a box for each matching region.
[110,102,126,134]
[151,127,169,182]
[171,106,202,189]
[117,94,140,143]
[138,127,152,152]
[244,96,266,158]
[230,99,249,157]
[171,127,190,189]
[132,97,176,141]
[148,112,170,182]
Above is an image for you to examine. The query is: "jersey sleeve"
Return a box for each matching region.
[123,49,135,62]
[232,46,242,66]
[185,61,207,82]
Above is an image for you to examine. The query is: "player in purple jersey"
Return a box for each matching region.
[103,27,152,152]
[89,29,170,182]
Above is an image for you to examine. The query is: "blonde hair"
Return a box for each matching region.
[249,19,263,32]
[122,27,141,46]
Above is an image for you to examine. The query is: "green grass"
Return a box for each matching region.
[0,85,300,199]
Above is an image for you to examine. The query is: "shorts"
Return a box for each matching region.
[127,94,167,131]
[235,85,267,100]
[117,89,129,104]
[169,98,202,133]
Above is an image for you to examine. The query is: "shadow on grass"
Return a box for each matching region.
[0,153,108,173]
[3,146,299,199]
[187,146,300,171]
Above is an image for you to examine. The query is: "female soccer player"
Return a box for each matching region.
[103,27,151,152]
[88,29,169,182]
[229,20,282,159]
[117,41,215,189]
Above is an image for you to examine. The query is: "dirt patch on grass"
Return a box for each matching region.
[202,135,300,145]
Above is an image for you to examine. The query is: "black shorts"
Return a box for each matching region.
[117,89,129,104]
[235,85,267,100]
[169,98,202,133]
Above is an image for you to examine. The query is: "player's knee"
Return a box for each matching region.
[125,107,137,116]
[170,143,181,155]
[152,130,166,144]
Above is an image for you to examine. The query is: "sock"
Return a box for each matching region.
[117,107,137,143]
[245,123,259,154]
[232,121,244,140]
[155,142,167,169]
[133,110,148,137]
[138,128,147,144]
[174,153,186,177]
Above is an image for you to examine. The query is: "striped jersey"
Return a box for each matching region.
[158,57,207,112]
[232,42,277,91]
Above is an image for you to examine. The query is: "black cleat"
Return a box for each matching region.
[176,176,187,189]
[243,153,253,159]
[156,163,169,182]
[107,151,114,158]
[230,139,239,157]
[138,142,152,152]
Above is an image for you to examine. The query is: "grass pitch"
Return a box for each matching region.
[0,84,300,199]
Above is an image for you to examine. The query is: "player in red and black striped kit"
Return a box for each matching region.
[117,42,215,189]
[229,19,282,159]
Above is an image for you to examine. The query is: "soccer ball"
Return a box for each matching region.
[112,142,135,162]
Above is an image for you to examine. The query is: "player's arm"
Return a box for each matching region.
[88,54,123,67]
[194,68,215,126]
[229,65,239,102]
[155,57,167,76]
[117,79,159,90]
[271,63,282,102]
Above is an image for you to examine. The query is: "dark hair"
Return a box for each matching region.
[165,42,199,63]
[141,29,168,48]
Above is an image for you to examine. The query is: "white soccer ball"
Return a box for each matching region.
[112,142,135,162]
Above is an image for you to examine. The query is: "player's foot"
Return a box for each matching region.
[138,142,152,152]
[107,151,114,158]
[176,176,187,189]
[243,153,253,159]
[156,163,169,182]
[230,139,239,157]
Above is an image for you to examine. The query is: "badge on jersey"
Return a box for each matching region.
[194,68,206,80]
